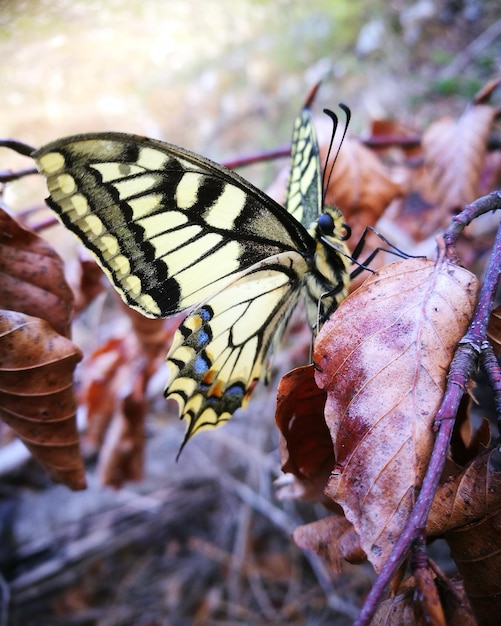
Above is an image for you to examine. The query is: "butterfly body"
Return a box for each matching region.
[33,101,351,446]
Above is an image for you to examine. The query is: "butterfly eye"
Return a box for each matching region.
[318,212,335,235]
[341,222,352,241]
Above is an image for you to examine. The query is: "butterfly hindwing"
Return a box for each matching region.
[285,105,322,228]
[166,250,308,446]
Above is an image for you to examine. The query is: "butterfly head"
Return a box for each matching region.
[315,206,351,247]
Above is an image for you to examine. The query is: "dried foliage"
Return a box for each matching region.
[0,209,85,489]
[317,256,478,573]
[1,80,501,624]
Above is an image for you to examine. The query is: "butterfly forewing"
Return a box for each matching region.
[33,134,314,318]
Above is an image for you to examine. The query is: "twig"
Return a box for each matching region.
[356,194,501,625]
[438,18,501,79]
[0,573,9,626]
[480,343,501,431]
[443,190,501,264]
[0,139,35,156]
[0,168,38,183]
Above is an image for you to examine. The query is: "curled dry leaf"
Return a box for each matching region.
[96,374,147,487]
[81,336,132,454]
[427,446,501,622]
[0,310,85,489]
[372,575,476,626]
[0,208,74,338]
[70,251,107,315]
[125,304,180,361]
[275,365,333,504]
[80,313,176,487]
[314,256,479,572]
[293,516,365,573]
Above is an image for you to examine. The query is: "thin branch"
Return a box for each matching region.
[438,18,501,79]
[0,168,38,183]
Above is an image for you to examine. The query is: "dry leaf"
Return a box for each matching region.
[314,256,478,572]
[275,365,332,502]
[426,445,501,622]
[372,575,476,626]
[421,104,497,214]
[71,251,107,315]
[79,312,175,486]
[96,375,147,487]
[293,515,365,573]
[126,305,179,361]
[446,506,501,623]
[0,310,85,489]
[369,118,422,159]
[81,336,131,453]
[0,208,74,338]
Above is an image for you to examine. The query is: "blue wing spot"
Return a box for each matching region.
[194,353,211,375]
[194,328,210,347]
[199,306,213,322]
[226,383,245,397]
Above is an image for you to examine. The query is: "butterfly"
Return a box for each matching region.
[32,88,352,450]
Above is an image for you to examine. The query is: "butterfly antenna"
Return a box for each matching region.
[322,103,351,204]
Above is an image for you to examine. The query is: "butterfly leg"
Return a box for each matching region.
[349,225,416,280]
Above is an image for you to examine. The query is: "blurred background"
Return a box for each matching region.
[1,1,500,625]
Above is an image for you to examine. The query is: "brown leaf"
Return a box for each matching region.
[96,375,147,487]
[79,314,173,486]
[369,118,422,159]
[275,365,332,492]
[314,256,479,572]
[81,337,130,453]
[428,444,501,531]
[71,251,107,315]
[427,445,501,622]
[292,515,365,573]
[372,575,476,626]
[0,208,74,338]
[0,310,85,489]
[446,508,501,623]
[421,104,497,214]
[126,305,179,361]
[320,137,403,244]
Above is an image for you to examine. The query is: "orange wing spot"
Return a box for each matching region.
[208,379,225,399]
[202,369,216,385]
[243,379,259,405]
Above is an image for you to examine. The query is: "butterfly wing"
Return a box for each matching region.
[285,101,322,228]
[166,250,308,449]
[33,134,314,318]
